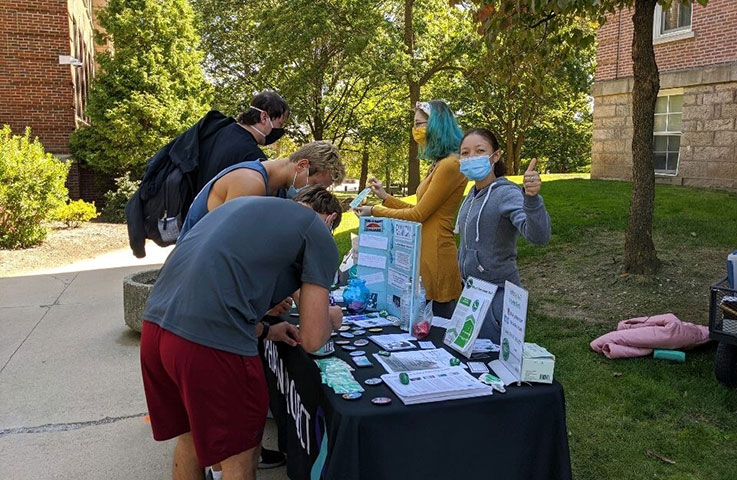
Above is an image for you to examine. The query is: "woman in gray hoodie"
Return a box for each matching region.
[456,129,551,343]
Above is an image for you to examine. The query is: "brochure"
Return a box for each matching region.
[381,368,493,405]
[372,348,460,374]
[488,281,529,385]
[443,277,498,358]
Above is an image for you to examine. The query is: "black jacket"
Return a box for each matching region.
[125,111,234,258]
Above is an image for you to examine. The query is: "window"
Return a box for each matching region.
[653,93,683,175]
[654,1,693,43]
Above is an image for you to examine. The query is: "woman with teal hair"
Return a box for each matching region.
[355,100,468,318]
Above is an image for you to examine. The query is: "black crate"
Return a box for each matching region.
[709,277,737,344]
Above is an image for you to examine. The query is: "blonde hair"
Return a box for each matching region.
[289,141,345,185]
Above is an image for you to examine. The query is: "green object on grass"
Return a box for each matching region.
[653,349,685,363]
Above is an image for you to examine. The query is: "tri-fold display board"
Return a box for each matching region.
[356,217,422,320]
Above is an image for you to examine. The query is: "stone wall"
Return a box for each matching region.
[591,91,633,181]
[592,64,737,190]
[679,82,737,189]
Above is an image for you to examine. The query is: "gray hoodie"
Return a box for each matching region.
[456,177,551,287]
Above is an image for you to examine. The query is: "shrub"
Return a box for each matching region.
[54,200,99,228]
[0,126,70,248]
[101,173,140,223]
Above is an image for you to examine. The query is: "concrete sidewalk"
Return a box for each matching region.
[0,246,287,479]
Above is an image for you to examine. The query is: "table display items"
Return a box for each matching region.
[309,339,335,357]
[314,357,363,394]
[343,278,371,314]
[356,217,422,331]
[381,368,493,405]
[372,348,461,374]
[444,277,498,358]
[411,280,432,339]
[489,281,529,385]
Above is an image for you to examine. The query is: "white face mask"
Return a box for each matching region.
[249,105,274,141]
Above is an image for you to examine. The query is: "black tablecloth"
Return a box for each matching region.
[261,324,572,480]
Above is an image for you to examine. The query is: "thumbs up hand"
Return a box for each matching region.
[523,158,541,196]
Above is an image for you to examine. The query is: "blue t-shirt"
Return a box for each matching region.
[178,160,269,244]
[143,197,339,356]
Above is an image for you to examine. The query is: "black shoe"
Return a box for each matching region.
[258,447,287,469]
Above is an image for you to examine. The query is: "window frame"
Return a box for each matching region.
[653,1,694,44]
[653,89,684,177]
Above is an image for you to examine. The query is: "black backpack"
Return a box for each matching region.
[125,111,234,258]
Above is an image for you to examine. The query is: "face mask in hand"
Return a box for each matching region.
[460,155,492,181]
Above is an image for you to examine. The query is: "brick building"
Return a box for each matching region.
[0,0,111,203]
[592,0,737,190]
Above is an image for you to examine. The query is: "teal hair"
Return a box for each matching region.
[419,100,463,162]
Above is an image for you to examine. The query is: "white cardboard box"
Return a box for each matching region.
[521,343,555,384]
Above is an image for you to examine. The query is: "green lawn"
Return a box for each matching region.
[334,174,737,480]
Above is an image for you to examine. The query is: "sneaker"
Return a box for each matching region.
[258,447,287,469]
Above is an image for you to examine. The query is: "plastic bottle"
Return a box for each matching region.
[400,282,412,331]
[728,250,737,289]
[412,277,430,339]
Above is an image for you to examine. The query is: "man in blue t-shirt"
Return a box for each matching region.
[140,188,344,479]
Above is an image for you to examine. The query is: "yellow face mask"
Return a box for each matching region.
[412,126,427,145]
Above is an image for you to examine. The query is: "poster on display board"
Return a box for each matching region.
[443,277,498,358]
[356,217,421,319]
[488,281,529,386]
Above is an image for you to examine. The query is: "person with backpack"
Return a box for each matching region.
[196,90,290,191]
[178,141,345,243]
[140,187,344,480]
[125,90,290,258]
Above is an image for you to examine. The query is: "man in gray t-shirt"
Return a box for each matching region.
[140,191,343,479]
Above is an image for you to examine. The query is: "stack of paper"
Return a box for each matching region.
[368,333,416,351]
[381,368,493,405]
[372,348,458,373]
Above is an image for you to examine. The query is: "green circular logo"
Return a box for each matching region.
[502,338,510,361]
[472,300,479,312]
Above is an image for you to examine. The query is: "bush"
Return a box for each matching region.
[54,199,99,228]
[0,126,70,248]
[101,173,140,223]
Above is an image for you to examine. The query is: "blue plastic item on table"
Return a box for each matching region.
[344,278,371,314]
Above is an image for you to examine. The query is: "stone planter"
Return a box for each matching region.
[123,269,159,333]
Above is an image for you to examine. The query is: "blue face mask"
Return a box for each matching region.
[460,154,492,181]
[286,168,309,199]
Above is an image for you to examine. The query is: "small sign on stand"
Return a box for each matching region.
[489,281,529,386]
[443,277,498,358]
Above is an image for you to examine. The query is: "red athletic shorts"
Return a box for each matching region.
[140,321,268,467]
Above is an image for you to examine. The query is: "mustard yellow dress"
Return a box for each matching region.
[372,155,467,303]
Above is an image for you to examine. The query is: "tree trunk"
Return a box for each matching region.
[313,112,324,141]
[402,164,407,195]
[624,0,661,274]
[359,144,369,191]
[513,138,523,175]
[404,0,420,194]
[385,164,391,191]
[505,133,516,175]
[408,81,421,193]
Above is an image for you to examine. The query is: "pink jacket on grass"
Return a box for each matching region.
[590,313,710,359]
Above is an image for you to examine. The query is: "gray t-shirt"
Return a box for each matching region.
[143,196,338,356]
